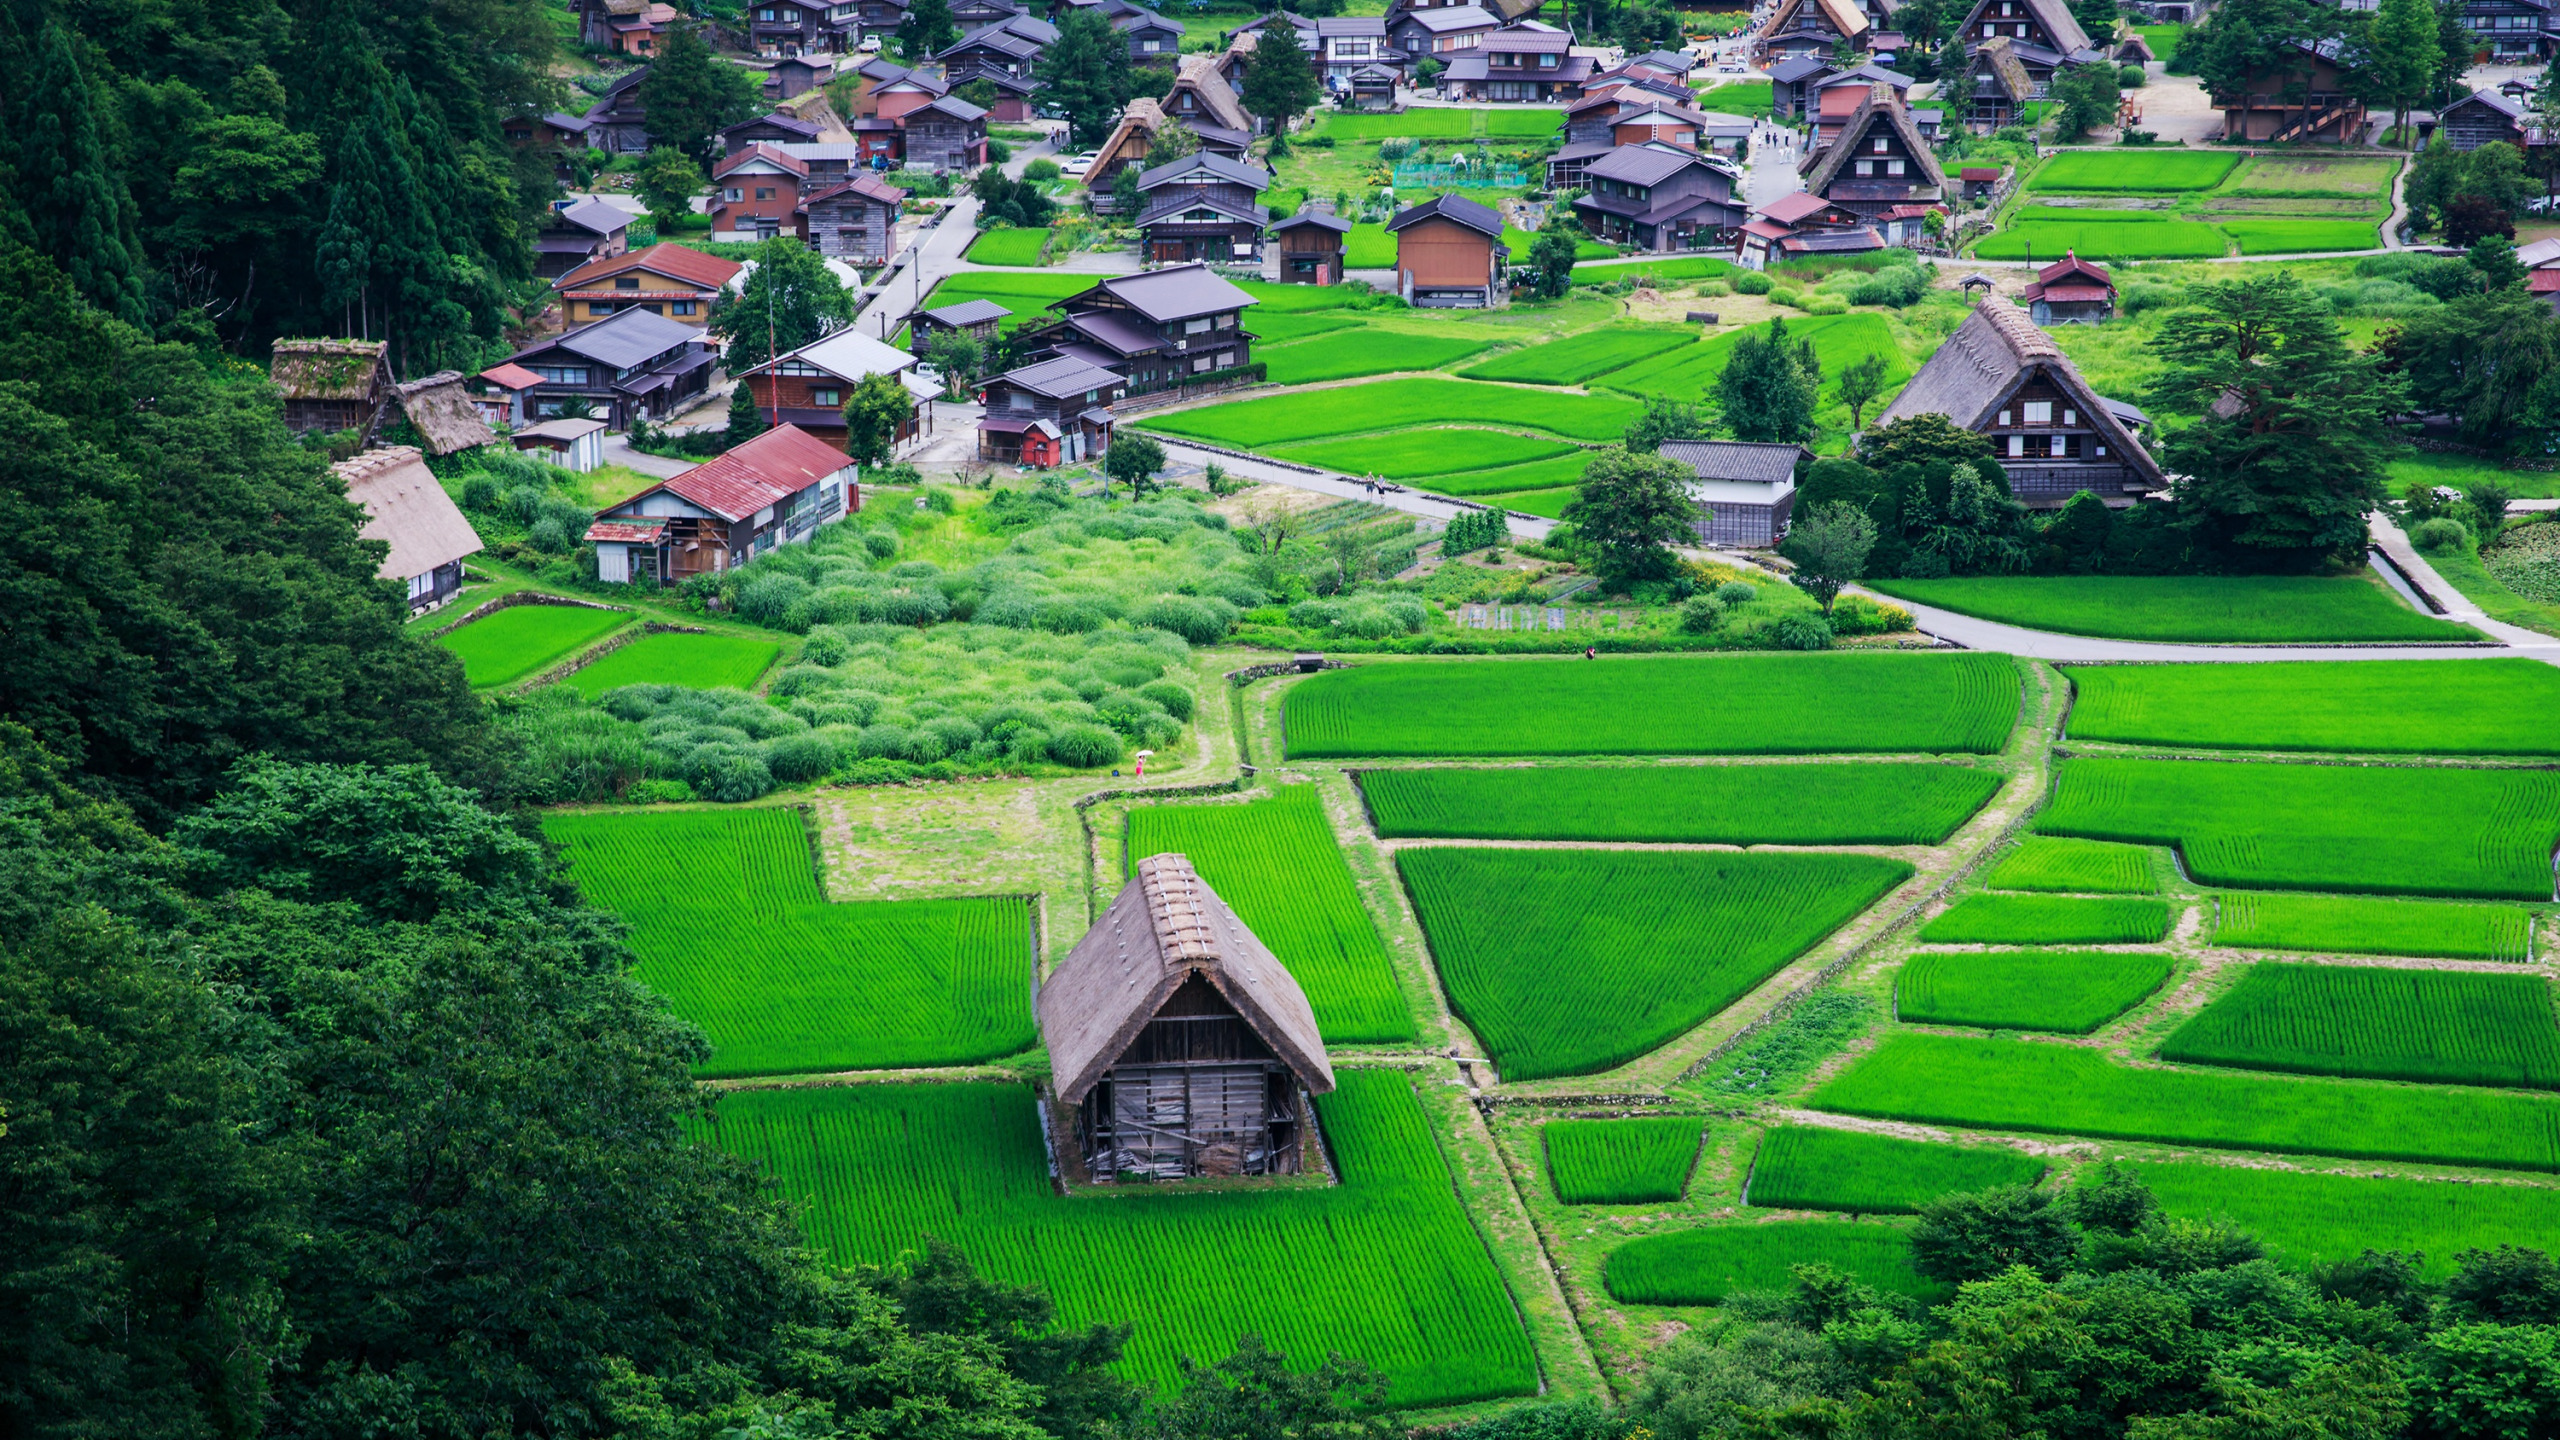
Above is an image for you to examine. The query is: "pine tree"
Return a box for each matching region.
[1239,29,1321,137]
[17,20,148,327]
[1039,10,1125,147]
[899,0,962,61]
[2362,0,2439,143]
[727,380,770,447]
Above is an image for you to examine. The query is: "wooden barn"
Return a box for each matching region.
[273,338,393,442]
[1039,853,1334,1183]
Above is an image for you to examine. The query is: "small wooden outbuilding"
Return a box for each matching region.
[1039,853,1334,1182]
[273,338,393,442]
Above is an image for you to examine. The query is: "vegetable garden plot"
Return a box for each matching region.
[1546,1117,1704,1203]
[2064,659,2560,755]
[1127,787,1415,1043]
[1982,837,2158,894]
[1809,1032,2560,1173]
[2037,757,2560,901]
[437,603,628,687]
[1458,326,1700,385]
[1604,1222,1944,1305]
[1746,1127,2045,1214]
[1898,949,2175,1033]
[1271,427,1578,479]
[1286,652,2021,758]
[1258,328,1504,385]
[2211,892,2535,962]
[694,1072,1540,1408]
[1141,377,1644,448]
[1866,576,2476,644]
[2159,963,2560,1089]
[1399,848,1911,1080]
[2134,1161,2560,1278]
[1359,762,2001,845]
[567,632,781,696]
[1917,894,2173,946]
[547,808,1037,1074]
[2027,150,2241,192]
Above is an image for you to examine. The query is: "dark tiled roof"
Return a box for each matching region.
[1767,56,1835,82]
[1387,192,1504,238]
[996,355,1128,399]
[1089,263,1257,322]
[1661,440,1806,484]
[548,198,631,236]
[1136,149,1273,190]
[1274,207,1354,233]
[1585,143,1707,186]
[541,307,702,370]
[924,299,1012,325]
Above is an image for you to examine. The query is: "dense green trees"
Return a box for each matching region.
[1239,32,1322,143]
[1040,10,1138,148]
[641,23,765,169]
[1561,447,1700,589]
[713,237,860,372]
[1716,318,1819,444]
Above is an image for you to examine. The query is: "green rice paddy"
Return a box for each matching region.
[2159,963,2560,1089]
[2210,892,2537,962]
[2135,1161,2560,1279]
[1866,576,2476,643]
[1424,453,1594,496]
[1746,1127,2046,1214]
[1358,762,2001,845]
[1458,325,1700,385]
[1605,1222,1944,1305]
[436,602,629,687]
[962,227,1048,266]
[1546,1117,1704,1203]
[2028,151,2241,193]
[1898,949,2176,1033]
[1916,894,2174,946]
[1981,837,2159,894]
[1141,377,1644,447]
[2062,659,2560,756]
[1258,327,1504,385]
[566,632,782,696]
[1271,427,1578,479]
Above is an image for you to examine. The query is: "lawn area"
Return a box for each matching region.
[1257,326,1505,384]
[2061,658,2560,755]
[1359,761,2001,844]
[1233,279,1368,312]
[565,631,781,696]
[1863,574,2478,643]
[2221,219,2381,254]
[2220,155,2399,198]
[436,602,630,688]
[1978,216,2228,261]
[1898,949,2176,1033]
[2029,150,2241,193]
[2387,451,2560,500]
[1271,426,1579,477]
[1606,1222,1945,1305]
[1693,80,1775,117]
[1458,324,1699,385]
[1141,376,1646,446]
[962,227,1049,265]
[911,270,1093,333]
[2132,22,2182,60]
[1426,453,1593,496]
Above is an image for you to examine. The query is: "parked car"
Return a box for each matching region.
[1060,151,1100,177]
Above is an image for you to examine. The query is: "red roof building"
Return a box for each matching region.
[582,423,860,584]
[2019,250,2115,325]
[551,242,745,330]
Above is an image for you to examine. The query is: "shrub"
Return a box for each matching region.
[2119,63,2146,87]
[692,750,775,802]
[1697,280,1732,298]
[1132,592,1239,643]
[628,778,693,804]
[764,733,838,783]
[1023,157,1061,181]
[1139,680,1195,721]
[528,516,571,552]
[1769,285,1806,308]
[1804,296,1848,315]
[921,714,982,755]
[863,528,900,560]
[1733,271,1774,295]
[800,629,850,666]
[739,571,816,626]
[1047,722,1123,768]
[461,474,502,511]
[2414,517,2475,552]
[1828,594,1914,635]
[1771,614,1835,650]
[2122,282,2179,315]
[857,723,911,760]
[1845,266,1929,308]
[1713,581,1759,606]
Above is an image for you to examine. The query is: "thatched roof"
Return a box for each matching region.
[272,339,390,402]
[1085,97,1166,188]
[1039,853,1334,1105]
[393,371,500,455]
[1875,299,2164,487]
[333,447,484,582]
[1801,83,1946,196]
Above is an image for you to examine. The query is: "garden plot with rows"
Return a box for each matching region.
[1976,150,2400,260]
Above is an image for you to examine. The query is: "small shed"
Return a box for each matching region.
[273,338,393,442]
[512,417,610,472]
[908,297,1011,357]
[334,447,484,614]
[1038,853,1334,1182]
[1959,165,2003,201]
[474,362,545,428]
[1273,206,1353,284]
[393,371,501,455]
[2020,250,2115,325]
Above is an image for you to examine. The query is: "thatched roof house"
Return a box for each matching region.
[393,371,501,455]
[1040,853,1332,1181]
[273,338,393,442]
[333,447,484,613]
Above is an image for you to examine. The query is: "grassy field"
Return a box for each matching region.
[437,603,628,687]
[1314,108,1562,140]
[1865,576,2476,643]
[1982,837,2159,894]
[2038,756,2560,900]
[1746,1127,2046,1214]
[1691,80,1775,117]
[2029,150,2241,193]
[1457,325,1699,385]
[963,228,1048,265]
[546,808,1038,1075]
[2062,659,2560,756]
[1399,848,1912,1080]
[2160,963,2560,1089]
[1810,1032,2560,1172]
[1142,377,1645,447]
[1270,427,1578,479]
[566,632,782,696]
[1481,485,1577,517]
[1127,787,1414,1043]
[1916,894,2173,946]
[1247,311,1366,344]
[2211,892,2536,962]
[2220,219,2382,254]
[1284,653,2022,759]
[694,1072,1541,1408]
[1259,328,1505,385]
[2389,451,2560,501]
[910,270,1094,334]
[1546,1117,1704,1203]
[2131,23,2182,60]
[2221,156,2400,197]
[1898,949,2176,1033]
[1600,314,1909,415]
[1360,762,2001,845]
[1424,454,1594,496]
[2136,1161,2560,1278]
[1604,1222,1944,1305]
[1574,253,1737,282]
[1978,216,2228,261]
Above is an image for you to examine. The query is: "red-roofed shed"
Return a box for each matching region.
[2019,250,2115,325]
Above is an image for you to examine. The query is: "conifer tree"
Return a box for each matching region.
[641,23,764,168]
[17,20,148,327]
[1239,30,1321,138]
[1039,10,1127,147]
[727,379,770,447]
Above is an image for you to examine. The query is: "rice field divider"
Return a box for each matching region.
[424,587,628,641]
[546,619,718,690]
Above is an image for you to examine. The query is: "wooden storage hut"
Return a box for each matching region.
[392,371,502,455]
[273,338,393,442]
[1039,853,1334,1182]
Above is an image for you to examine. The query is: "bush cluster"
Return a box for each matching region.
[450,449,595,556]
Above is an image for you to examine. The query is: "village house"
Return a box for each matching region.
[907,298,1010,356]
[584,424,860,584]
[1799,84,1945,238]
[952,0,1025,29]
[765,54,838,99]
[902,94,991,171]
[712,143,812,241]
[1161,54,1258,155]
[1132,150,1273,265]
[2020,251,2115,325]
[582,67,653,153]
[1875,297,2164,508]
[938,21,1049,120]
[1807,64,1933,143]
[1388,193,1509,307]
[2460,0,2560,60]
[1441,27,1591,100]
[472,363,544,429]
[504,111,598,182]
[1959,163,2005,200]
[1963,35,2037,128]
[801,172,907,263]
[1385,0,1554,32]
[1317,16,1397,86]
[1757,0,1871,65]
[2213,37,2366,142]
[854,0,910,33]
[2436,88,2551,150]
[748,0,861,55]
[1735,191,1883,268]
[1272,207,1353,284]
[730,327,939,453]
[552,243,743,329]
[1663,440,1807,547]
[722,111,826,151]
[334,447,484,615]
[1390,3,1502,62]
[1115,5,1189,61]
[390,372,501,456]
[1084,97,1167,206]
[1038,854,1334,1183]
[1767,56,1837,119]
[977,356,1127,464]
[511,417,611,471]
[503,307,716,429]
[272,339,394,442]
[869,65,953,120]
[1014,264,1261,391]
[1570,144,1746,253]
[1548,80,1701,185]
[608,1,678,54]
[1954,0,2100,78]
[1231,10,1319,57]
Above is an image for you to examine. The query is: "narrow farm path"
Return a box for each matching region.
[2366,511,2560,658]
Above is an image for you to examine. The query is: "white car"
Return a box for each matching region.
[1060,151,1101,177]
[858,33,882,52]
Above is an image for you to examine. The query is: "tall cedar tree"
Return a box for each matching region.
[901,0,964,62]
[1039,10,1128,147]
[641,22,765,168]
[1240,31,1322,136]
[16,19,149,327]
[728,378,772,445]
[2147,270,2404,569]
[2188,0,2349,106]
[2359,0,2440,141]
[1717,318,1818,443]
[1560,445,1700,590]
[2383,284,2560,455]
[712,236,858,371]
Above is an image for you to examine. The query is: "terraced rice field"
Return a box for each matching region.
[2221,219,2383,254]
[1916,894,2174,946]
[2037,757,2560,900]
[1866,576,2477,643]
[1358,762,2000,845]
[2134,1161,2560,1278]
[1399,848,1912,1080]
[2028,150,2241,192]
[2159,963,2560,1089]
[1599,314,1907,408]
[1545,1117,1704,1203]
[2220,156,2397,197]
[1247,311,1366,344]
[1127,787,1415,1043]
[1809,1032,2560,1172]
[1458,325,1699,385]
[2062,659,2560,756]
[546,808,1037,1074]
[1271,427,1579,479]
[1481,485,1577,518]
[1746,1127,2045,1214]
[437,602,628,687]
[1259,328,1504,385]
[694,1072,1541,1407]
[1285,652,2022,758]
[1898,949,2176,1032]
[1142,377,1644,448]
[963,228,1048,265]
[1981,837,2158,894]
[2212,892,2536,962]
[567,632,782,696]
[1425,454,1593,496]
[1604,1222,1943,1305]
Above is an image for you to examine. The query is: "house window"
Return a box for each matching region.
[1185,317,1212,333]
[1855,160,1873,175]
[673,300,697,316]
[616,277,641,289]
[1873,136,1888,152]
[408,572,434,600]
[755,186,776,200]
[2007,434,2025,457]
[1539,51,1557,67]
[1193,354,1215,372]
[811,387,841,405]
[1887,159,1905,175]
[1008,391,1032,410]
[2049,434,2067,457]
[2062,407,2077,424]
[1143,37,1161,49]
[2095,443,2109,457]
[1996,407,2012,425]
[589,301,619,315]
[725,187,744,201]
[534,365,588,385]
[2023,401,2052,423]
[1984,22,1995,34]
